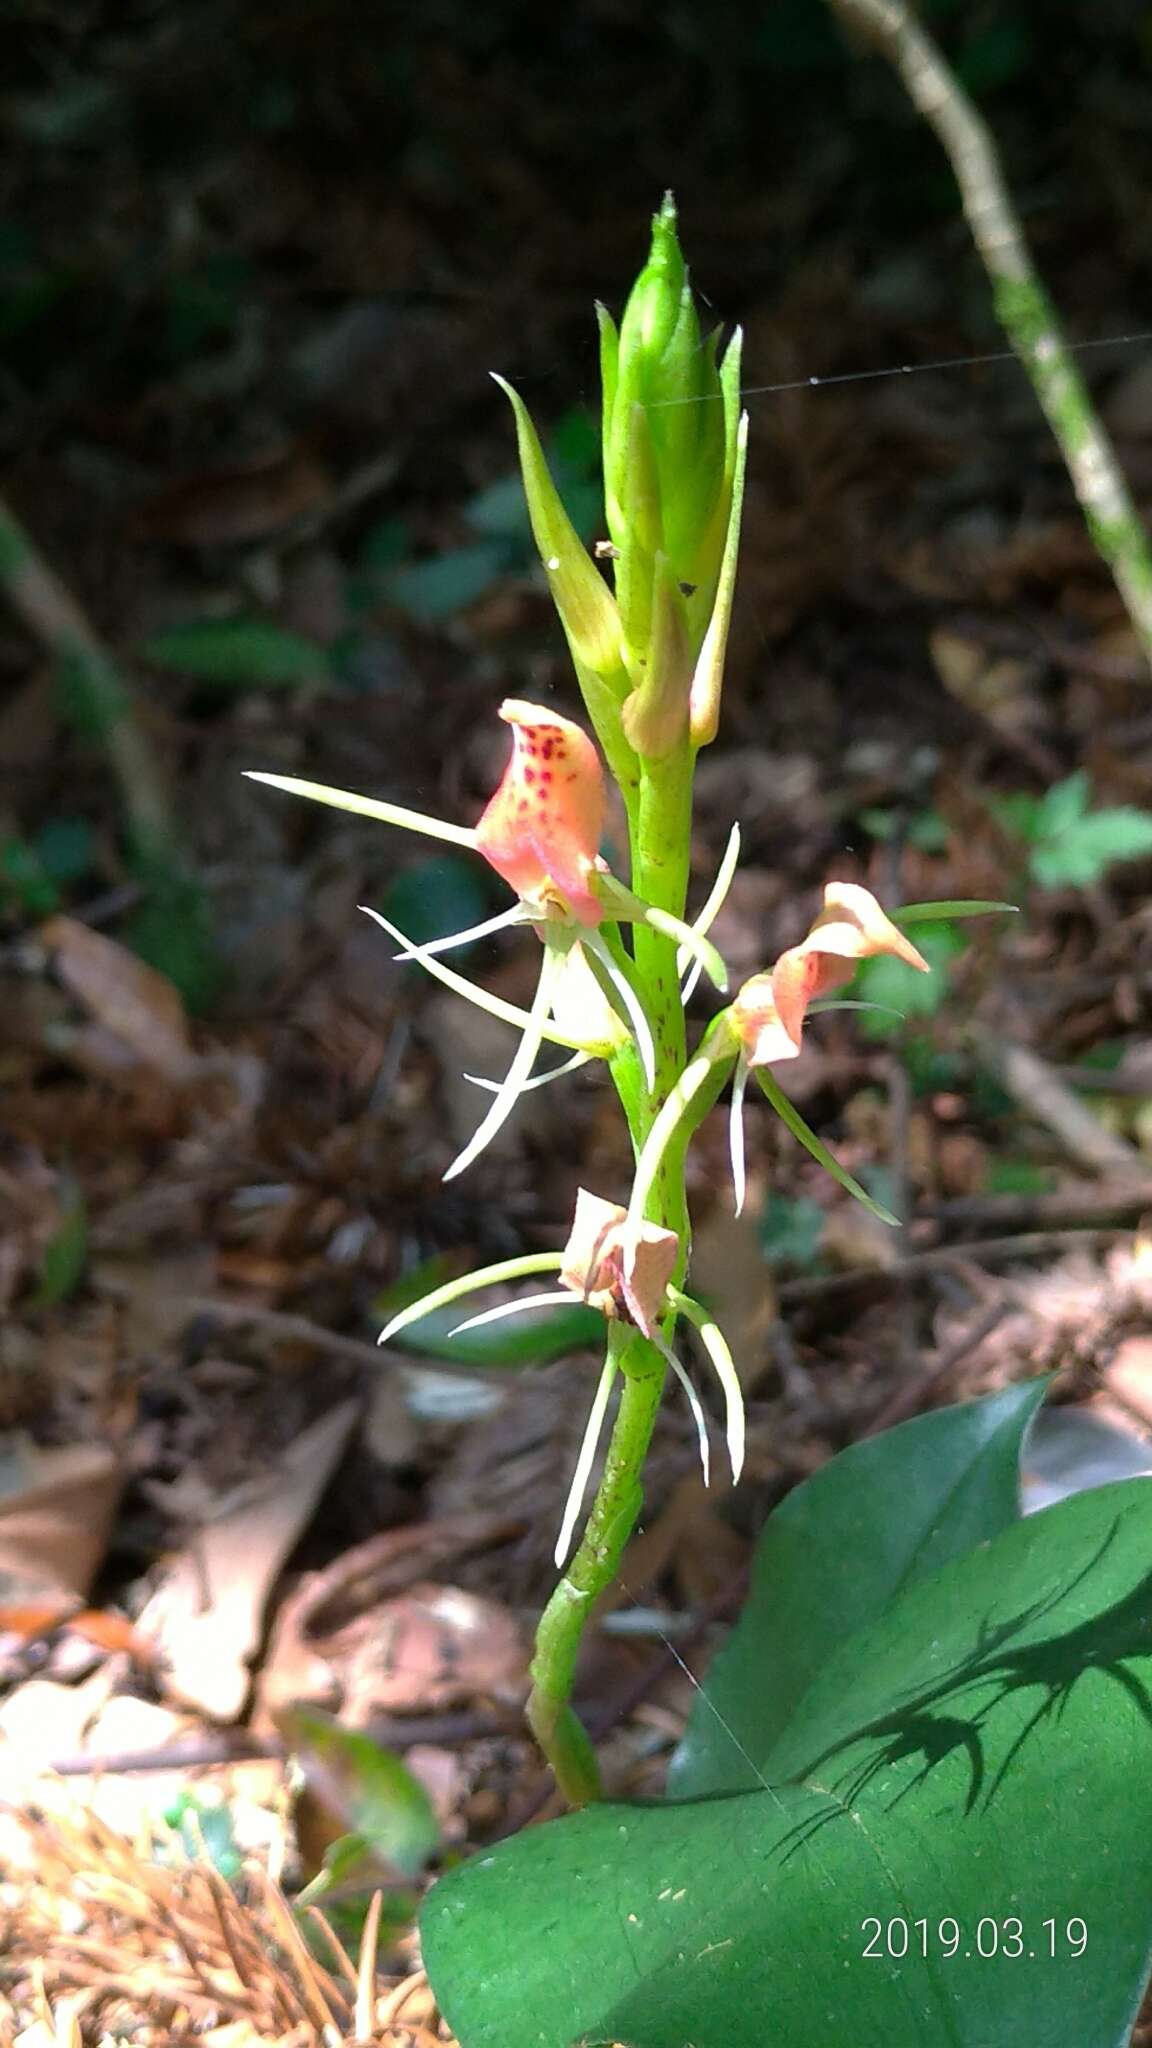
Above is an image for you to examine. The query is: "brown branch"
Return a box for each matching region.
[975,1034,1152,1182]
[0,497,179,864]
[826,0,1152,673]
[46,1709,515,1778]
[778,1228,1128,1309]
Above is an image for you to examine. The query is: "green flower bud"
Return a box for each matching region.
[599,194,743,753]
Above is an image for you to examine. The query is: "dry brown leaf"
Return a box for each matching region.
[0,1443,122,1605]
[335,1583,526,1720]
[38,918,197,1083]
[136,443,332,547]
[136,1401,360,1721]
[255,1512,524,1726]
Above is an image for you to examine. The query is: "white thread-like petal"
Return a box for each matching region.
[671,1289,746,1486]
[653,1331,711,1488]
[583,933,657,1090]
[247,771,478,848]
[378,1251,564,1346]
[393,905,527,960]
[449,1289,575,1335]
[465,1048,591,1095]
[360,906,598,1054]
[678,822,741,999]
[442,947,561,1182]
[554,1355,618,1567]
[728,1055,749,1218]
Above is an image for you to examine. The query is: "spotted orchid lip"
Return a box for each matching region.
[473,699,606,928]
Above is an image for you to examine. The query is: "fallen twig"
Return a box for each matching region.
[778,1228,1127,1308]
[826,0,1152,673]
[929,1185,1152,1236]
[0,496,180,867]
[46,1708,515,1777]
[976,1034,1152,1181]
[861,1297,1011,1436]
[169,1293,396,1372]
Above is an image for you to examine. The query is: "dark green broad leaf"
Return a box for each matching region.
[423,1472,1152,2048]
[384,541,511,623]
[381,855,493,956]
[670,1377,1049,1797]
[392,1298,603,1370]
[141,616,329,690]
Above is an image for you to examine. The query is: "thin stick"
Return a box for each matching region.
[827,0,1152,673]
[0,496,182,863]
[355,1891,384,2040]
[46,1709,513,1776]
[861,1297,1011,1436]
[929,1185,1152,1235]
[976,1034,1152,1182]
[778,1227,1127,1308]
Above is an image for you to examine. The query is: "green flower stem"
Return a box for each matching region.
[524,204,747,1803]
[527,745,723,1801]
[527,1319,660,1805]
[630,742,694,1107]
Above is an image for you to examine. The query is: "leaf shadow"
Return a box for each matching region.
[777,1515,1152,1861]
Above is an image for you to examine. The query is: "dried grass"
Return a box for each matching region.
[0,1808,453,2048]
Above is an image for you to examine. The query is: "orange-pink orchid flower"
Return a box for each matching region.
[247,699,729,1181]
[474,699,605,927]
[559,1187,679,1341]
[732,881,930,1071]
[376,1184,745,1563]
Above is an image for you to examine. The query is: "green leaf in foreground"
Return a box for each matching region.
[141,616,328,690]
[424,1458,1152,2048]
[670,1376,1048,1797]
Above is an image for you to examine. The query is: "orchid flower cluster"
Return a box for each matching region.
[249,197,1003,1804]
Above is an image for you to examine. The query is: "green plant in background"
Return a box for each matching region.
[250,203,1152,2048]
[997,769,1152,890]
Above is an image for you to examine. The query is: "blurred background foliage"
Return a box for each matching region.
[3,0,1152,1005]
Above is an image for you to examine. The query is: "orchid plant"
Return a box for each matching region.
[249,196,1003,1804]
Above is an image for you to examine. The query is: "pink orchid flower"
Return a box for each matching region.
[721,883,929,1216]
[731,881,930,1072]
[474,699,605,927]
[768,881,931,1052]
[248,698,728,1181]
[376,1183,745,1564]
